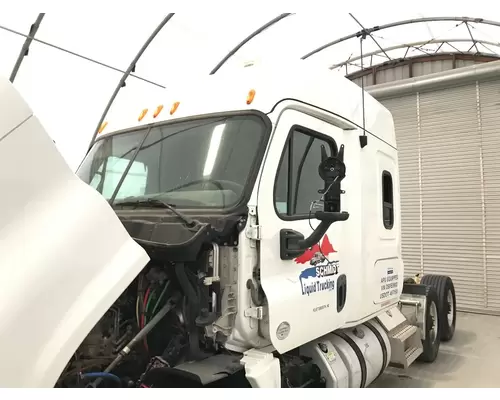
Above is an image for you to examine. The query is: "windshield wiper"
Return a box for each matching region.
[114,198,197,228]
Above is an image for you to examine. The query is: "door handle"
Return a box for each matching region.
[280,229,306,260]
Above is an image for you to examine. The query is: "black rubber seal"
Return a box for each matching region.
[333,331,367,388]
[364,321,388,380]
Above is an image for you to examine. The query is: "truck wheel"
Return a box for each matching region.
[420,274,456,342]
[417,285,440,363]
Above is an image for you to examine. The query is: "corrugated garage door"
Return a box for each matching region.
[380,78,500,315]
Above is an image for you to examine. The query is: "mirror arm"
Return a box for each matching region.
[281,211,350,260]
[298,211,350,250]
[297,220,331,250]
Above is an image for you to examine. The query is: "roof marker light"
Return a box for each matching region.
[170,101,180,115]
[98,121,108,134]
[138,108,148,121]
[153,105,164,118]
[246,89,256,105]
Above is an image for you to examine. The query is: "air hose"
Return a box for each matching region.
[81,372,121,387]
[88,292,181,388]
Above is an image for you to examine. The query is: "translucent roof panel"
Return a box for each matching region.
[1,7,499,169]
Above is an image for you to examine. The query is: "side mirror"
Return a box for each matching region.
[318,154,346,183]
[280,145,350,260]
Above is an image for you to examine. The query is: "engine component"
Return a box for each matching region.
[58,239,243,388]
[137,356,171,387]
[114,296,175,366]
[80,372,122,387]
[78,314,118,359]
[279,355,325,388]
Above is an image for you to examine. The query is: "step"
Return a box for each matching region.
[388,321,423,369]
[404,346,423,367]
[240,348,281,388]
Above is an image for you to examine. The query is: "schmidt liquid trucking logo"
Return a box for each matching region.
[295,235,339,296]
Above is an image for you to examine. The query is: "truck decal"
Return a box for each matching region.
[296,235,340,296]
[294,235,336,264]
[379,267,399,300]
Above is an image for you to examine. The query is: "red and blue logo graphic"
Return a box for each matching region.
[295,235,339,296]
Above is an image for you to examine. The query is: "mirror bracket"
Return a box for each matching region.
[279,144,350,261]
[280,212,349,260]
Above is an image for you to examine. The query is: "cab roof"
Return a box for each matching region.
[99,60,396,147]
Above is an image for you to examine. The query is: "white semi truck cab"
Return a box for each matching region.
[0,60,457,388]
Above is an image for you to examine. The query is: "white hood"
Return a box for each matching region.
[0,77,150,387]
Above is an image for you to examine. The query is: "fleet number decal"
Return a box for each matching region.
[379,267,399,300]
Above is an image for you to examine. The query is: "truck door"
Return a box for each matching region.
[257,109,350,353]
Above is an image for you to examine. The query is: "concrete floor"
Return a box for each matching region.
[371,312,500,388]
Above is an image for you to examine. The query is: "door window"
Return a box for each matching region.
[382,171,394,229]
[274,126,338,219]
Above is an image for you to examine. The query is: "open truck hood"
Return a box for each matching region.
[0,77,150,387]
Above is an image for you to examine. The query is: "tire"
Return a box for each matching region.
[417,285,441,363]
[420,274,456,342]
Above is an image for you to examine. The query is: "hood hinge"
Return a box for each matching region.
[246,224,261,241]
[245,206,261,242]
[244,306,264,320]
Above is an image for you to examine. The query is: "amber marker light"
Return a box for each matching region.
[98,121,108,134]
[170,101,180,115]
[138,108,148,121]
[246,89,256,105]
[153,105,164,118]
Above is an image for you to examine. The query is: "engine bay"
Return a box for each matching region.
[56,251,244,388]
[55,201,271,389]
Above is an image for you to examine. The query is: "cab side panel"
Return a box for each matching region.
[357,139,403,324]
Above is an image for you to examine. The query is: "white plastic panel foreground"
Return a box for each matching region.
[0,78,150,387]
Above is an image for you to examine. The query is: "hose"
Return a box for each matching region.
[175,263,200,358]
[175,264,199,324]
[136,296,141,327]
[151,281,171,316]
[246,279,263,306]
[136,275,144,327]
[141,287,152,328]
[143,287,156,350]
[81,372,121,387]
[89,293,181,388]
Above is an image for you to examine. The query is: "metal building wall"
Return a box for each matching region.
[351,59,479,87]
[367,61,500,315]
[349,54,495,88]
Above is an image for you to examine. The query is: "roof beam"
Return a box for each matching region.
[9,13,45,83]
[210,13,293,75]
[89,14,175,151]
[302,16,500,60]
[465,22,480,53]
[349,13,391,60]
[329,38,500,69]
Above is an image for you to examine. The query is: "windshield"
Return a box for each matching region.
[77,114,269,209]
